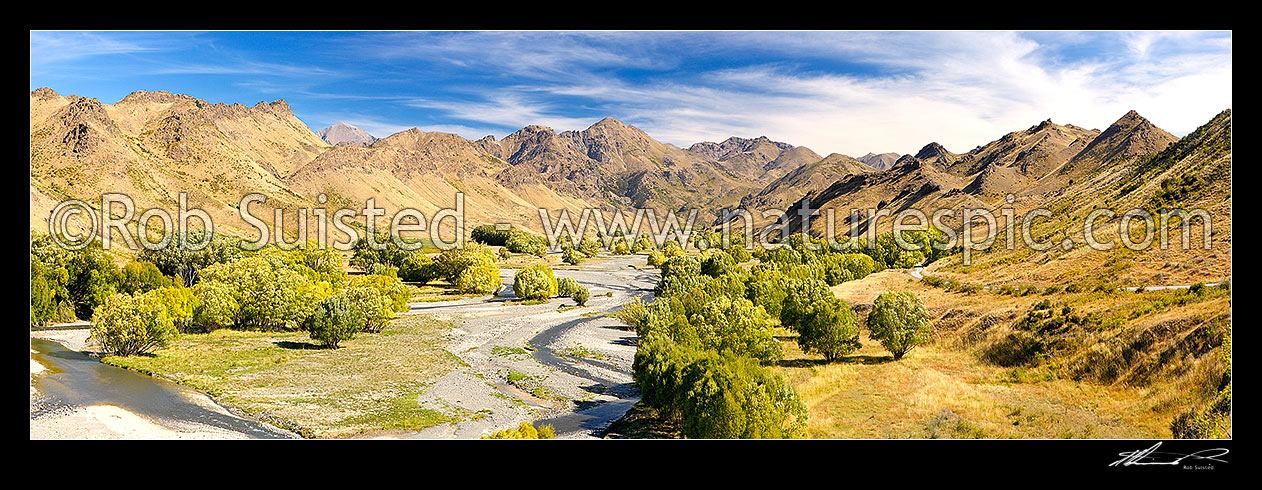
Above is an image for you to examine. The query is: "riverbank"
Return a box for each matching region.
[30,332,295,439]
[93,314,462,438]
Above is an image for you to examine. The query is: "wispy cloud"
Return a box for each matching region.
[30,31,161,65]
[31,31,1231,156]
[153,60,339,78]
[403,93,599,134]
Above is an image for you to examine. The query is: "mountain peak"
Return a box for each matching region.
[31,87,60,100]
[857,151,900,170]
[316,121,376,146]
[591,116,627,128]
[915,142,949,159]
[266,99,292,115]
[1068,110,1176,166]
[117,90,200,105]
[1111,109,1151,129]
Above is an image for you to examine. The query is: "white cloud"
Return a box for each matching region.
[348,31,1232,156]
[403,94,598,135]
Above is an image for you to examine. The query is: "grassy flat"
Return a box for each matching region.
[103,315,463,438]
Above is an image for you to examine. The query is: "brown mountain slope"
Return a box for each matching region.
[858,152,900,170]
[1060,110,1177,176]
[687,135,819,181]
[930,108,1230,288]
[29,88,329,237]
[950,120,1099,177]
[740,153,875,213]
[724,111,1183,241]
[954,120,1100,196]
[285,127,597,236]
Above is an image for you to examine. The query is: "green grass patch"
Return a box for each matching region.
[101,315,461,438]
[492,346,529,358]
[559,345,608,361]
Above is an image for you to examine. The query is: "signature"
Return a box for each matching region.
[1110,442,1229,467]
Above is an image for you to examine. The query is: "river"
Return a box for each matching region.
[30,337,293,439]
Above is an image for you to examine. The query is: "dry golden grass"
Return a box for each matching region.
[779,339,1166,439]
[781,267,1228,439]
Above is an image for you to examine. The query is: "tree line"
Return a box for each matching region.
[614,229,937,438]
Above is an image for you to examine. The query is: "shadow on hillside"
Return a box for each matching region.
[777,354,893,368]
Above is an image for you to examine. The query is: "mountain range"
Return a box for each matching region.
[29,87,1229,251]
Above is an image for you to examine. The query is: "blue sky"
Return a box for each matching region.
[30,31,1232,157]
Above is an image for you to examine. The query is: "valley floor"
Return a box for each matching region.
[47,255,654,439]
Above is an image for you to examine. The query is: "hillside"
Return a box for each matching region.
[30,88,329,238]
[726,110,1210,254]
[31,88,823,241]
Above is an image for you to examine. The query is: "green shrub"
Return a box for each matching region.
[646,250,666,267]
[471,224,513,246]
[633,234,655,253]
[506,231,548,257]
[90,292,176,356]
[656,256,702,296]
[557,277,582,297]
[701,250,736,277]
[398,253,441,284]
[745,266,789,318]
[573,286,590,306]
[366,262,399,277]
[435,244,502,294]
[198,254,321,330]
[562,246,585,265]
[482,421,555,439]
[344,286,394,332]
[726,245,752,263]
[843,255,873,281]
[145,286,197,332]
[192,281,238,330]
[118,261,174,294]
[662,241,685,258]
[868,292,932,360]
[632,335,806,439]
[514,265,558,300]
[797,299,861,362]
[687,295,782,362]
[893,250,925,268]
[578,237,601,257]
[136,230,241,287]
[65,241,122,320]
[822,262,854,286]
[29,247,74,326]
[349,274,410,312]
[780,279,835,331]
[611,239,631,255]
[306,294,362,348]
